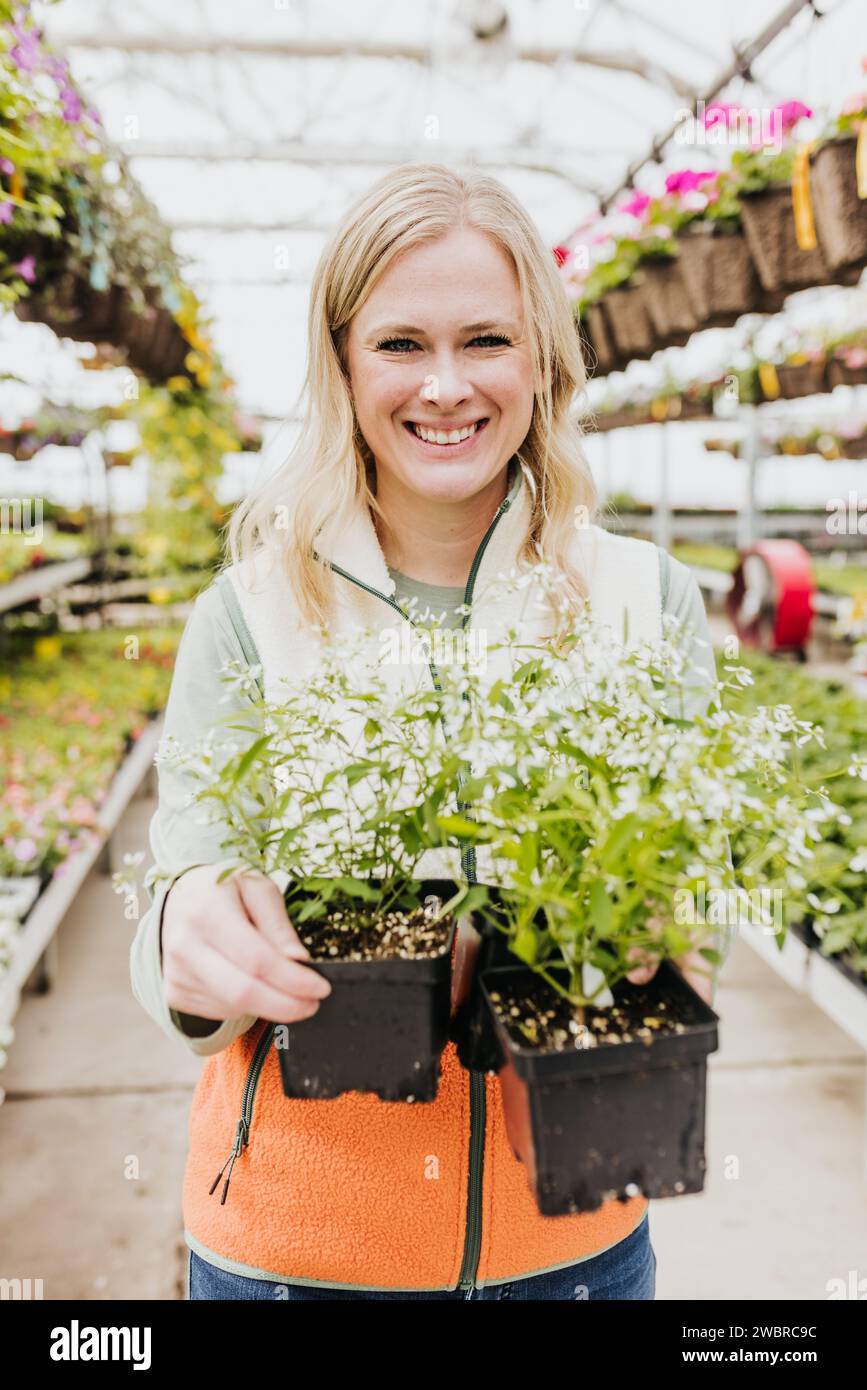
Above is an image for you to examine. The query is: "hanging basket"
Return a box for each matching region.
[676,222,761,327]
[603,280,656,361]
[668,396,714,421]
[584,302,620,375]
[75,283,128,339]
[809,135,867,278]
[838,432,867,459]
[592,407,644,432]
[739,182,837,293]
[639,255,701,349]
[827,358,867,389]
[774,360,828,400]
[14,269,81,335]
[145,308,190,378]
[754,283,789,314]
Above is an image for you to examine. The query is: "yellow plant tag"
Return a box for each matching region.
[793,141,817,250]
[758,362,780,399]
[650,396,668,421]
[857,125,867,199]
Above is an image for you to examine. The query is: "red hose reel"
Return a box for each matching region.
[726,540,815,654]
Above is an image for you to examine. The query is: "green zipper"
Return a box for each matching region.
[452,489,513,1293]
[209,1020,275,1204]
[209,479,516,1294]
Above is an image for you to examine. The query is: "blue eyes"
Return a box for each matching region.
[374,334,513,353]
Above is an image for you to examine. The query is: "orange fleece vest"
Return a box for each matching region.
[183,467,661,1288]
[184,933,647,1290]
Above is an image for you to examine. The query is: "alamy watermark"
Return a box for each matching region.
[379,625,487,671]
[825,492,866,536]
[0,496,43,543]
[674,100,789,154]
[674,884,784,935]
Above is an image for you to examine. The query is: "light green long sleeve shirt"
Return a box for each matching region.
[129,547,730,1058]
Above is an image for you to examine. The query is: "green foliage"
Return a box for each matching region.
[724,649,867,975]
[163,569,854,1004]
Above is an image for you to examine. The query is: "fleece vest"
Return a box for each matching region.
[182,463,663,1290]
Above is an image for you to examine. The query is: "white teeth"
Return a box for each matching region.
[411,420,483,444]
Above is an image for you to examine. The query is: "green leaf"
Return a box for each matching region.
[597,813,639,871]
[588,880,612,934]
[512,924,538,965]
[227,734,271,784]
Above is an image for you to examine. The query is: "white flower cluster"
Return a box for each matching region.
[164,568,842,994]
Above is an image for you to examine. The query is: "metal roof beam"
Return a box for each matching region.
[58,31,696,97]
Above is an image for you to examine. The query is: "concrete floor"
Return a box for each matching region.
[0,787,865,1301]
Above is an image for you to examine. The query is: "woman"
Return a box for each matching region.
[131,162,730,1301]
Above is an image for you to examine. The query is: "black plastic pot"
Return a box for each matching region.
[449,895,523,1073]
[481,961,719,1217]
[277,878,458,1102]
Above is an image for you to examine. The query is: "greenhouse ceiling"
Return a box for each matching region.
[32,0,867,420]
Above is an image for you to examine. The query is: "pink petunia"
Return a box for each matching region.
[12,838,38,863]
[620,190,651,219]
[772,100,813,133]
[0,202,13,225]
[552,245,570,267]
[664,169,718,195]
[0,157,14,176]
[843,346,867,368]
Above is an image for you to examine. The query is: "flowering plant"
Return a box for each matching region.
[727,100,814,195]
[156,631,484,925]
[0,629,179,878]
[160,570,845,1005]
[0,0,104,309]
[434,601,840,1006]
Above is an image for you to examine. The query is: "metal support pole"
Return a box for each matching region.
[655,421,672,552]
[738,403,760,550]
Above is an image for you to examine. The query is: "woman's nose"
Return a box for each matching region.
[421,355,473,407]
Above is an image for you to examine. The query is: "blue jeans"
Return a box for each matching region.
[188,1208,656,1300]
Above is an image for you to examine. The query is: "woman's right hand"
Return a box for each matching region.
[161,863,332,1024]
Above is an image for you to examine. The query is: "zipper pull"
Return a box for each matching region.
[208,1117,249,1205]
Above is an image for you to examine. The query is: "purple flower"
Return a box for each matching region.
[0,202,13,225]
[13,838,38,863]
[0,157,14,176]
[13,255,36,284]
[9,30,41,73]
[61,89,83,123]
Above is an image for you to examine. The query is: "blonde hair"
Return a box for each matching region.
[227,161,597,636]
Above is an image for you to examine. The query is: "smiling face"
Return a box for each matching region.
[343,225,535,507]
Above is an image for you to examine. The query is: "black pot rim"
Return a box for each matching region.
[283,875,459,982]
[480,960,719,1079]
